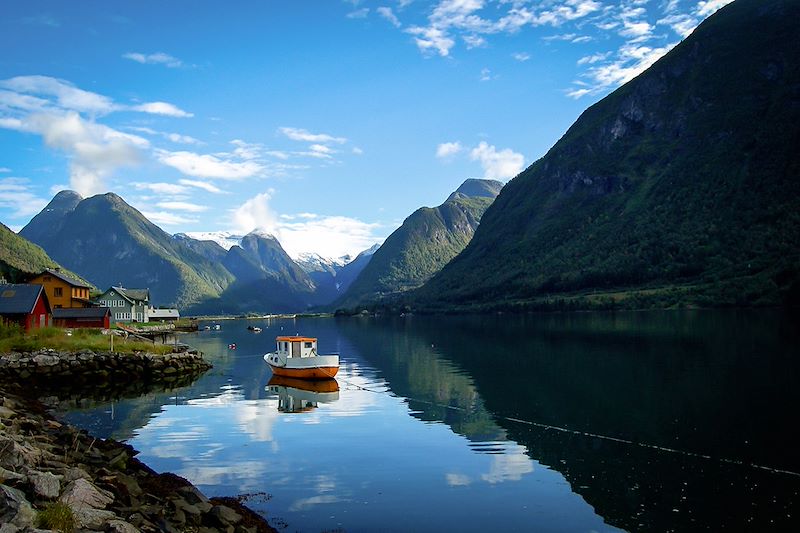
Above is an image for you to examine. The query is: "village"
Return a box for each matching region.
[0,269,180,331]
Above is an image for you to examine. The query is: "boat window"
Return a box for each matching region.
[304,342,313,348]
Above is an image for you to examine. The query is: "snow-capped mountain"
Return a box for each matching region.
[182,231,244,250]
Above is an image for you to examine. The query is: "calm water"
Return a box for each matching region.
[57,311,800,532]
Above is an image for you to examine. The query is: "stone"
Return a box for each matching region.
[60,478,114,509]
[64,466,92,482]
[0,484,36,527]
[106,519,142,533]
[32,353,60,366]
[71,506,117,529]
[209,505,242,526]
[0,406,16,418]
[30,470,61,499]
[0,524,19,533]
[0,436,26,469]
[0,466,25,482]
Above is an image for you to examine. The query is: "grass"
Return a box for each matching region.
[37,502,75,533]
[0,324,174,355]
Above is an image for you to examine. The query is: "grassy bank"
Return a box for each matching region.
[0,324,174,354]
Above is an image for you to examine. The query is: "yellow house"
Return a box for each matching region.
[29,269,94,309]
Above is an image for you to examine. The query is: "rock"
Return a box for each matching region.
[0,466,25,482]
[30,470,61,499]
[60,478,114,509]
[72,506,117,529]
[0,436,26,469]
[0,484,36,527]
[208,504,242,526]
[0,524,19,533]
[0,406,16,418]
[32,353,60,366]
[106,519,141,533]
[64,466,92,483]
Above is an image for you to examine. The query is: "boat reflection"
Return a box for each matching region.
[266,375,340,413]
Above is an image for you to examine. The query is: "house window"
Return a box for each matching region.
[54,287,63,297]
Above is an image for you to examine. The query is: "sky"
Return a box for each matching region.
[0,0,733,259]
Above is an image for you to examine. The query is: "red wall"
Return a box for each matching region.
[24,294,50,330]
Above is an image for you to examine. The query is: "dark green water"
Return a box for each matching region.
[58,310,800,532]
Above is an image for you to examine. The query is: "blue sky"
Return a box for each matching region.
[0,0,732,258]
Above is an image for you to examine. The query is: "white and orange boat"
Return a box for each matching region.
[263,336,339,379]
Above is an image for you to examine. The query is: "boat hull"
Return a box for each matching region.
[264,353,339,379]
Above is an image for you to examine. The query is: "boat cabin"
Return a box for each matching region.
[276,336,318,358]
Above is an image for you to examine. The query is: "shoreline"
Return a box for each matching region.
[0,349,277,532]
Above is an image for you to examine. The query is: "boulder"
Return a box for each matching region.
[0,484,36,527]
[60,478,114,509]
[30,470,61,499]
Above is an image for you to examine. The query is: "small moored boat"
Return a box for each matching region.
[263,336,339,379]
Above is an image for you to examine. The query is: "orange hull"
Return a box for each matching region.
[269,365,339,379]
[268,375,339,392]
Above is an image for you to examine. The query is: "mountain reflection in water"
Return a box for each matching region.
[55,310,799,532]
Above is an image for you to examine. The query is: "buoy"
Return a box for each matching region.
[228,343,236,350]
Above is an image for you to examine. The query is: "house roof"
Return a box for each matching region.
[53,307,110,319]
[149,308,180,318]
[106,286,150,304]
[37,269,92,289]
[0,284,47,315]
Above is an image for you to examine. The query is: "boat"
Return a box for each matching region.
[263,335,339,379]
[247,325,262,332]
[267,375,339,413]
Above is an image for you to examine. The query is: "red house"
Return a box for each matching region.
[52,307,111,329]
[0,283,51,330]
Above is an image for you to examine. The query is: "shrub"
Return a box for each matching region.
[37,502,75,533]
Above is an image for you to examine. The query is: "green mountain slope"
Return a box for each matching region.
[337,179,503,309]
[20,192,234,307]
[413,0,800,312]
[0,223,63,282]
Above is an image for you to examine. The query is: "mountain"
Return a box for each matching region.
[183,230,243,250]
[172,233,229,263]
[189,231,319,314]
[295,252,352,305]
[19,192,234,307]
[18,190,82,248]
[337,179,503,309]
[412,0,800,312]
[335,244,379,295]
[0,223,63,283]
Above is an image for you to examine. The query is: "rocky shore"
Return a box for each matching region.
[0,350,277,532]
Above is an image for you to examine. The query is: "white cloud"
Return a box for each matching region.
[131,101,193,118]
[697,0,734,17]
[377,6,402,27]
[309,144,335,157]
[512,52,530,62]
[122,52,183,68]
[346,8,370,18]
[469,141,525,180]
[577,51,610,65]
[132,181,188,195]
[0,75,115,115]
[156,149,264,180]
[232,191,279,235]
[352,147,364,155]
[403,0,602,57]
[568,41,676,98]
[0,167,10,173]
[436,141,463,158]
[230,191,383,258]
[230,139,263,160]
[657,13,698,38]
[279,127,347,145]
[0,111,147,196]
[178,179,226,194]
[479,68,495,81]
[446,473,472,486]
[156,201,208,212]
[0,177,48,218]
[128,127,202,145]
[480,444,534,484]
[406,24,456,57]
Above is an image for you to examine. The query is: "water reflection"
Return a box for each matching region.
[266,376,340,413]
[52,311,799,532]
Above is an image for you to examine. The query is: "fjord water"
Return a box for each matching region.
[58,311,799,532]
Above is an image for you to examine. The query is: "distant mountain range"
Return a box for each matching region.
[335,179,503,309]
[411,0,800,312]
[15,191,382,311]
